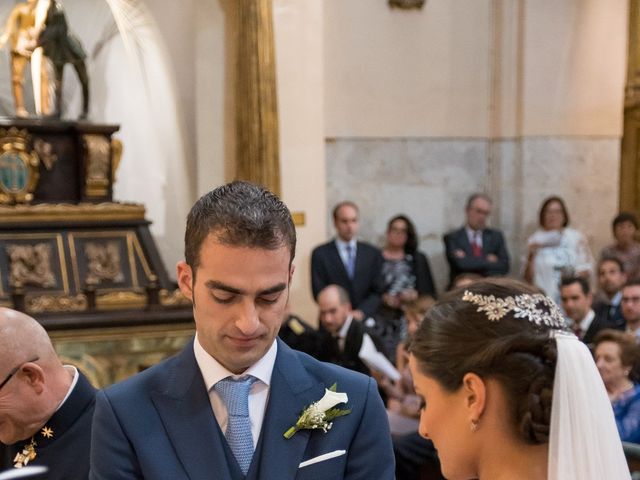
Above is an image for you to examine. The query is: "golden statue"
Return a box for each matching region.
[0,0,50,117]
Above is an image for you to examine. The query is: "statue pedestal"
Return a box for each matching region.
[0,117,119,203]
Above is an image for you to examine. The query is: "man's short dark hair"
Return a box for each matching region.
[465,193,492,210]
[332,201,359,221]
[184,181,296,272]
[599,256,625,274]
[613,212,638,230]
[559,275,590,296]
[623,278,640,290]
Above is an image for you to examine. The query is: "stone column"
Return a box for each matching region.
[235,0,280,196]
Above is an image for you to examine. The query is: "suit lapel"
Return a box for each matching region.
[255,340,325,478]
[150,341,237,480]
[457,228,473,255]
[329,241,351,282]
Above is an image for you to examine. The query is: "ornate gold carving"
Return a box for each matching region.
[95,290,146,310]
[111,138,123,184]
[159,288,192,307]
[6,243,56,288]
[33,138,58,170]
[0,202,145,224]
[83,134,111,198]
[388,0,425,8]
[26,293,87,313]
[84,241,125,285]
[0,128,40,204]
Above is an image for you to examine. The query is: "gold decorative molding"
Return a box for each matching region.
[291,211,305,227]
[159,288,192,307]
[235,0,280,196]
[26,293,88,313]
[111,138,123,184]
[388,0,425,9]
[0,202,146,224]
[83,134,111,198]
[0,128,40,204]
[95,290,147,310]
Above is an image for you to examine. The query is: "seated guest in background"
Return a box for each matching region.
[601,212,640,280]
[622,280,640,340]
[316,284,386,376]
[443,193,510,287]
[593,257,627,331]
[278,305,318,356]
[524,195,594,304]
[374,215,436,359]
[594,329,640,443]
[409,278,630,480]
[560,276,611,345]
[0,308,96,479]
[311,201,384,321]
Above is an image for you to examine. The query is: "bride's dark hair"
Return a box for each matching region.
[409,278,559,444]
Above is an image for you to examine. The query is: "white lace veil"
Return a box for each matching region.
[548,332,631,479]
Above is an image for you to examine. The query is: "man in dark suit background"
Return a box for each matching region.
[443,193,510,286]
[593,257,627,331]
[90,182,394,480]
[560,276,623,345]
[0,308,95,479]
[311,201,384,320]
[316,285,378,376]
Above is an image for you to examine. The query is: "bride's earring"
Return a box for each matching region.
[470,419,479,432]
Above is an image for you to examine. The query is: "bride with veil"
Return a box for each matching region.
[408,278,630,479]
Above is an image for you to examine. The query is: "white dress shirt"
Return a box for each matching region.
[193,334,277,448]
[465,226,483,249]
[572,309,595,338]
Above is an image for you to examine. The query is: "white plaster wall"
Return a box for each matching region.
[274,0,326,323]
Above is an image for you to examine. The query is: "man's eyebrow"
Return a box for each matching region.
[203,280,287,296]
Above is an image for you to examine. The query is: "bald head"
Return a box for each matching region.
[0,308,57,368]
[317,285,352,334]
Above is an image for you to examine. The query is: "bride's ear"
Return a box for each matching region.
[461,372,487,421]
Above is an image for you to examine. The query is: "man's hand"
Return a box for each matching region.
[486,253,498,263]
[454,249,466,259]
[352,309,365,321]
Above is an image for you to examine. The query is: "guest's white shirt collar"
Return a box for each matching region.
[610,291,623,306]
[335,237,356,251]
[575,309,595,332]
[338,315,353,339]
[56,365,78,412]
[193,333,277,390]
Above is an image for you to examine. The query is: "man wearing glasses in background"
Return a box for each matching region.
[0,307,96,479]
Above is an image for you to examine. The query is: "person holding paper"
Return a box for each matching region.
[316,284,397,380]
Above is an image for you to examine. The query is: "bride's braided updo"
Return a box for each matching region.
[409,278,567,445]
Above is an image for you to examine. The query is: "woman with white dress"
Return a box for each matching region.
[523,196,594,304]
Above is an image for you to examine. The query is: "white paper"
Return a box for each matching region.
[358,333,401,381]
[0,466,48,480]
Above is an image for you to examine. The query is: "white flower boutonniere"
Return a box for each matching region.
[284,383,351,439]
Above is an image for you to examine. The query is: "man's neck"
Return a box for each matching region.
[627,319,640,332]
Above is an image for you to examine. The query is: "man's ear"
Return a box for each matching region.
[289,263,295,285]
[21,363,45,394]
[461,372,487,421]
[176,261,194,301]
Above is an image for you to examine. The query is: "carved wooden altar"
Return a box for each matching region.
[0,118,194,387]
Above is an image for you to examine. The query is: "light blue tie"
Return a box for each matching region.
[214,376,257,475]
[345,244,356,279]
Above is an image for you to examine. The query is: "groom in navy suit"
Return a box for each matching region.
[89,181,394,480]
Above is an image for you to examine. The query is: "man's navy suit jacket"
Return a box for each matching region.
[311,240,384,318]
[89,338,395,480]
[443,227,510,285]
